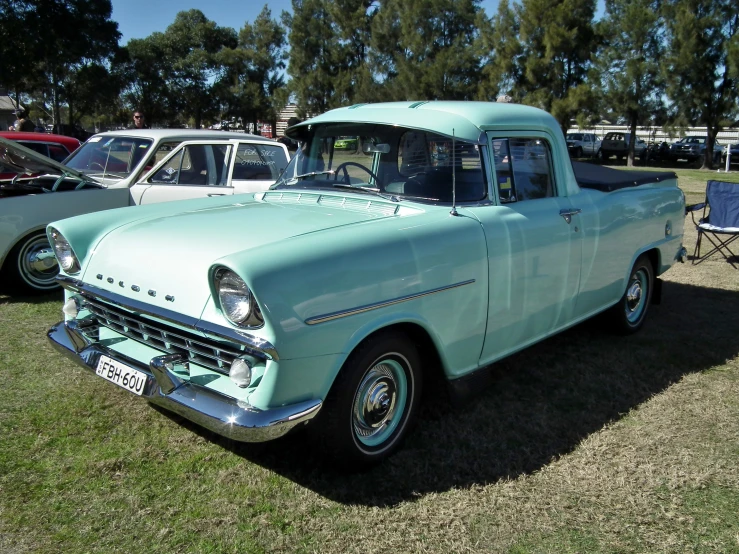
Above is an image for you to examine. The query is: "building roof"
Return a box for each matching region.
[0,95,19,112]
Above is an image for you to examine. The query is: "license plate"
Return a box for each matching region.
[95,355,148,396]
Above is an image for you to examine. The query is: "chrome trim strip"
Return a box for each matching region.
[304,279,476,325]
[57,275,279,361]
[47,321,320,442]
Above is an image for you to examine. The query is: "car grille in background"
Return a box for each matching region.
[84,297,241,375]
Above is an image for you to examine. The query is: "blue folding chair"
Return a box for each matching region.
[686,180,739,267]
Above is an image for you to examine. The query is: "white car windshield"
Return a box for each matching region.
[65,136,154,179]
[273,123,487,203]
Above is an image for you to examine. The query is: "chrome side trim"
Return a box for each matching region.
[57,275,279,361]
[304,279,476,325]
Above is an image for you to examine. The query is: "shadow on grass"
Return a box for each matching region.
[156,280,739,507]
[0,290,61,305]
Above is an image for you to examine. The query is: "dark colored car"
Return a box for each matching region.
[598,132,647,161]
[668,136,723,164]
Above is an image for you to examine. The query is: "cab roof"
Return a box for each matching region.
[288,101,562,143]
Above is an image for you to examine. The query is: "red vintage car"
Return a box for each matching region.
[0,131,81,163]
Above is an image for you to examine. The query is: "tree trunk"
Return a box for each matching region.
[52,75,61,134]
[702,125,718,170]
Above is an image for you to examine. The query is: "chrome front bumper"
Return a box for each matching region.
[48,320,322,442]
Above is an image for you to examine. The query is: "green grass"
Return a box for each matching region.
[1,166,739,553]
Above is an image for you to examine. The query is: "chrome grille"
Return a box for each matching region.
[83,297,242,375]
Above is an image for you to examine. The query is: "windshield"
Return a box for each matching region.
[65,135,154,179]
[566,133,583,140]
[274,123,487,203]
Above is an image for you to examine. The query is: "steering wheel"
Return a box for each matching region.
[90,162,105,171]
[333,161,380,185]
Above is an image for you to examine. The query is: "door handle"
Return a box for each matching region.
[559,208,581,224]
[207,193,225,197]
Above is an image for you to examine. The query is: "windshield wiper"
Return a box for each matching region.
[274,169,335,187]
[332,183,380,192]
[87,171,127,179]
[332,183,401,202]
[292,170,335,181]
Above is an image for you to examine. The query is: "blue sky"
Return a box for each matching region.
[111,0,502,44]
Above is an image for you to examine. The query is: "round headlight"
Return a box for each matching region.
[215,268,252,325]
[49,228,80,274]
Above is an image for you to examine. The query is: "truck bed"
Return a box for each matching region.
[572,161,676,192]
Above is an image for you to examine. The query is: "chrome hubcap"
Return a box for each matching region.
[626,281,642,311]
[353,363,398,439]
[19,236,59,289]
[625,269,648,323]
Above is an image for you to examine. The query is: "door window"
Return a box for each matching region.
[149,144,232,186]
[18,141,49,158]
[491,138,555,203]
[232,144,288,180]
[48,144,70,162]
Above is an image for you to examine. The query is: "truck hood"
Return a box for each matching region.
[81,192,423,317]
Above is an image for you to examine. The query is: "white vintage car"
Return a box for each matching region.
[0,130,289,293]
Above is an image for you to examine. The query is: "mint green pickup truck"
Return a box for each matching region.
[47,102,687,466]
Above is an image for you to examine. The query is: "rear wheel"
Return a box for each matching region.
[607,254,654,334]
[5,232,60,294]
[317,331,423,466]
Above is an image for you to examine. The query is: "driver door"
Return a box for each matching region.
[131,141,234,205]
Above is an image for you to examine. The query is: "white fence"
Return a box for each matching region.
[567,124,739,146]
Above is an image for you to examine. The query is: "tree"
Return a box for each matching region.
[158,10,237,129]
[219,5,288,133]
[662,0,739,169]
[0,1,42,108]
[371,0,482,101]
[114,36,175,125]
[62,62,122,128]
[475,0,522,100]
[595,0,665,167]
[28,0,120,128]
[515,0,599,132]
[284,0,344,116]
[326,0,379,104]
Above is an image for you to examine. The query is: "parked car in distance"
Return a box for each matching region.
[0,131,289,293]
[646,141,671,162]
[47,101,687,467]
[566,132,601,158]
[598,132,647,161]
[334,136,359,151]
[669,136,723,164]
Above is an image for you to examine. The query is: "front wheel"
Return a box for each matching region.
[317,331,423,466]
[5,232,60,294]
[606,255,654,334]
